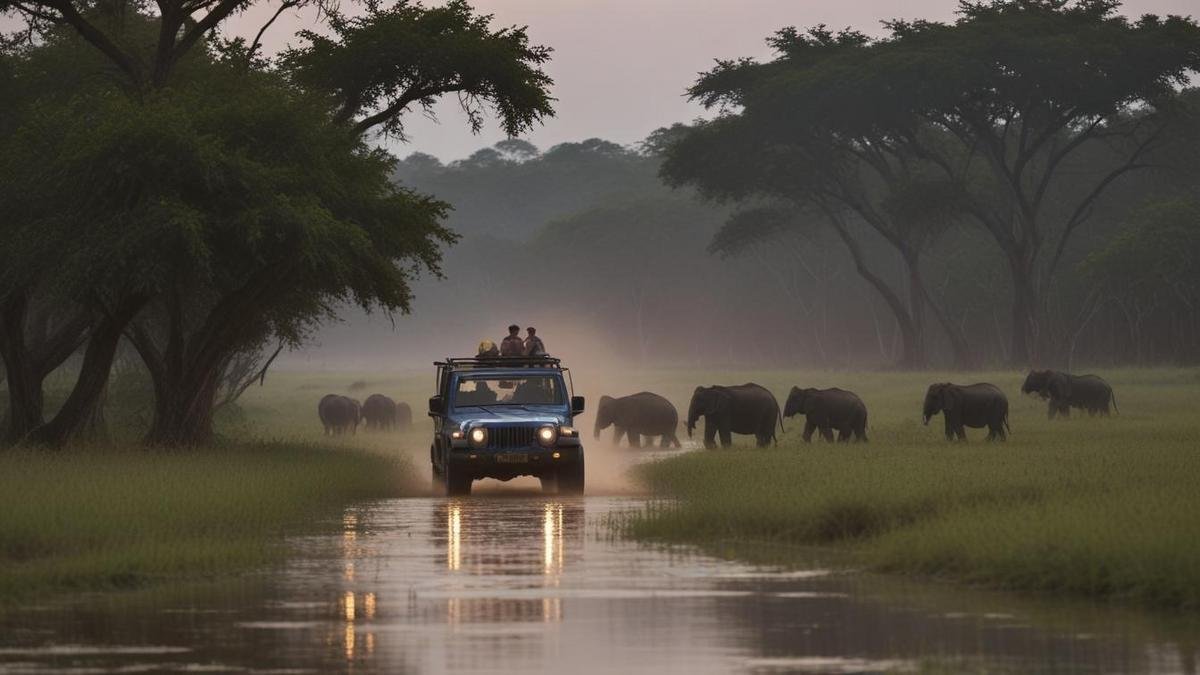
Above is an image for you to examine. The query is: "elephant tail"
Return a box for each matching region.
[1004,413,1011,436]
[1110,390,1119,415]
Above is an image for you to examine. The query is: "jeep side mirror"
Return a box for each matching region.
[571,396,585,416]
[428,395,445,416]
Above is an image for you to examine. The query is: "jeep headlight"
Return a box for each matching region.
[537,425,558,447]
[469,427,487,448]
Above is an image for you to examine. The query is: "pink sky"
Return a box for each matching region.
[230,0,1196,160]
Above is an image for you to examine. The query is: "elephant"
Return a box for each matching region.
[923,383,1009,441]
[594,392,681,448]
[319,394,360,436]
[784,387,868,443]
[361,394,397,430]
[395,401,413,431]
[1021,370,1117,419]
[686,383,783,449]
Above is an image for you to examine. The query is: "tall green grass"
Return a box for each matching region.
[0,443,412,601]
[626,368,1200,610]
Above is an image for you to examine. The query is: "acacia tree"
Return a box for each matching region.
[1,0,554,446]
[799,0,1200,364]
[661,28,974,368]
[119,2,553,446]
[1081,197,1200,363]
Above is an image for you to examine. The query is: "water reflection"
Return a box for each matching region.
[0,497,1196,674]
[437,498,579,628]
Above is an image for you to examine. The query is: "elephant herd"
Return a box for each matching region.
[318,393,413,436]
[595,370,1117,448]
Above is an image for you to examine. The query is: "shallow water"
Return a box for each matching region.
[1,494,1197,674]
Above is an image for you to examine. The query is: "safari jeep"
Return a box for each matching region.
[428,356,586,496]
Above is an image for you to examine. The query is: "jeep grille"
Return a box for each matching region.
[488,426,536,450]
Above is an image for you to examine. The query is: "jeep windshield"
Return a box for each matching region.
[454,375,564,407]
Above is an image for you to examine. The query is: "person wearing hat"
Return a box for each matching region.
[477,340,499,358]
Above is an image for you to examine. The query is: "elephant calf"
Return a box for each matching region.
[923,383,1009,441]
[687,383,783,449]
[1022,370,1117,419]
[784,387,867,443]
[319,394,361,436]
[594,392,681,448]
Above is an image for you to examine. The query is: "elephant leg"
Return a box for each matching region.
[819,426,834,442]
[837,428,850,443]
[659,435,671,448]
[629,431,642,449]
[719,429,732,448]
[802,420,816,443]
[703,421,717,450]
[1059,403,1071,419]
[854,427,868,443]
[944,418,955,441]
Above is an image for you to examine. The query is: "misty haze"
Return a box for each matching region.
[1,0,1199,673]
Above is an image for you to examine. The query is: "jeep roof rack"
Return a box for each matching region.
[435,355,562,369]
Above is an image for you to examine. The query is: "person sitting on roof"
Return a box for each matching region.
[524,326,546,357]
[477,340,500,358]
[500,324,525,357]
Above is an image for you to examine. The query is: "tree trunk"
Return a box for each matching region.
[27,297,146,447]
[1005,252,1040,367]
[142,363,221,447]
[828,217,924,368]
[1,293,45,443]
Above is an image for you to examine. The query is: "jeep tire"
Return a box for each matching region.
[443,461,472,497]
[556,461,585,495]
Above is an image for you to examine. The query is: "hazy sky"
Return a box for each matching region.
[233,0,1194,161]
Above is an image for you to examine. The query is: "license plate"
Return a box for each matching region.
[495,453,529,464]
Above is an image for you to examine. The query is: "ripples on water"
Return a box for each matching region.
[1,495,1197,674]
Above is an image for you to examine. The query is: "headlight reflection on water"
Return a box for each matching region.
[447,504,463,571]
[543,502,564,576]
[443,501,567,626]
[336,510,378,663]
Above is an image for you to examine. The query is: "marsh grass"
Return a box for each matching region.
[0,443,412,601]
[624,368,1200,610]
[0,369,432,602]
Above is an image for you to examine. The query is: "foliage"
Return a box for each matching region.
[281,0,554,138]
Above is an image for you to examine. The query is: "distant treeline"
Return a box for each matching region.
[388,1,1200,372]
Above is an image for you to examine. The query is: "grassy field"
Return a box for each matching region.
[6,364,1200,610]
[621,368,1200,610]
[0,369,430,603]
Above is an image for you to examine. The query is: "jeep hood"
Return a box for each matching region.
[451,406,568,426]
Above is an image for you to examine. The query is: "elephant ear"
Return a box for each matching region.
[711,389,731,416]
[942,384,961,411]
